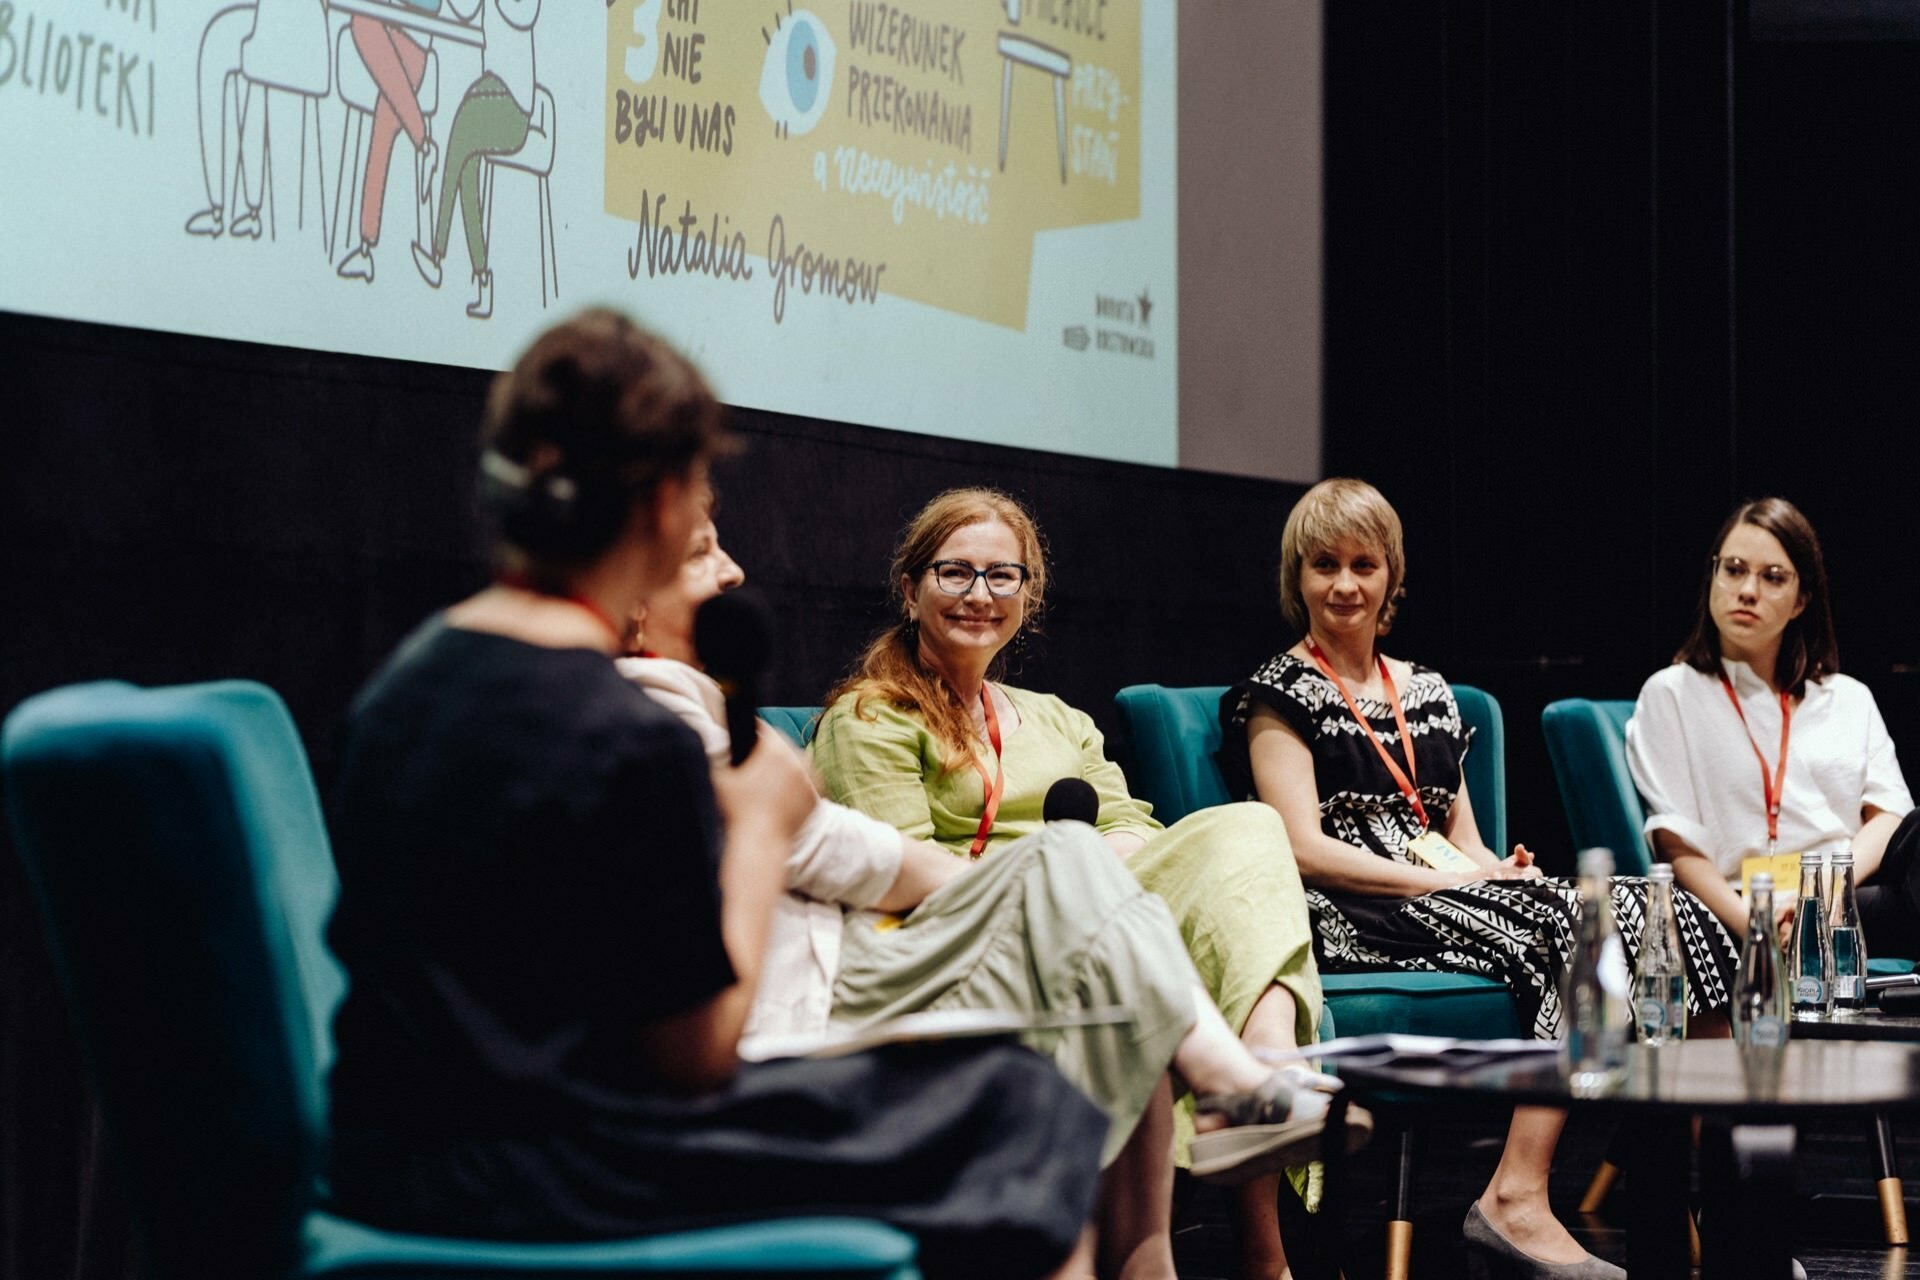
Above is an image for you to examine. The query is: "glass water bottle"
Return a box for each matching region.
[1633,864,1688,1045]
[1561,847,1629,1095]
[1829,849,1868,1014]
[1733,872,1791,1051]
[1789,851,1832,1020]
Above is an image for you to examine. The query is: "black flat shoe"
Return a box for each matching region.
[1462,1203,1625,1280]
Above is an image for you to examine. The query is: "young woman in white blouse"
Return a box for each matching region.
[1627,496,1918,953]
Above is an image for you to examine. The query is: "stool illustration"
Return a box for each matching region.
[996,0,1070,183]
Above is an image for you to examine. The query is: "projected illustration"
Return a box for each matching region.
[0,0,1176,465]
[993,3,1071,184]
[603,0,1146,330]
[184,0,331,243]
[759,6,836,139]
[625,0,665,84]
[179,0,559,321]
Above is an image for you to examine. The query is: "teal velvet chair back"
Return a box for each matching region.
[1113,682,1521,1040]
[1540,698,1650,875]
[5,681,920,1280]
[759,706,822,747]
[1114,683,1508,855]
[3,681,343,1280]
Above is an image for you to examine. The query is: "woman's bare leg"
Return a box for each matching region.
[1227,983,1302,1280]
[1047,1224,1100,1280]
[1094,1075,1178,1280]
[1478,1106,1585,1262]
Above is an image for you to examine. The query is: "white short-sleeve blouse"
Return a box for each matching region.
[1625,658,1913,883]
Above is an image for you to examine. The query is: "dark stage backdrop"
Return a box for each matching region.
[0,308,1306,1280]
[1323,0,1920,868]
[11,3,1920,1276]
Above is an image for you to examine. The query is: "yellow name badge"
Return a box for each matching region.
[1407,830,1481,874]
[1739,852,1804,899]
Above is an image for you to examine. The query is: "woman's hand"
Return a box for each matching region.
[1774,898,1797,950]
[1446,846,1542,887]
[1500,844,1544,880]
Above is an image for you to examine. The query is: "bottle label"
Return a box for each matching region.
[1793,977,1825,1005]
[1636,998,1668,1030]
[1747,1016,1787,1049]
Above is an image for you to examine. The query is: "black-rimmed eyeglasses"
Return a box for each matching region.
[922,560,1031,597]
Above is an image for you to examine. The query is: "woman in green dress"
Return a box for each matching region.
[812,487,1327,1280]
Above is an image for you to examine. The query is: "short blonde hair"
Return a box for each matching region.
[1278,478,1406,635]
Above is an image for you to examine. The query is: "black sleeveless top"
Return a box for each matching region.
[1218,651,1473,864]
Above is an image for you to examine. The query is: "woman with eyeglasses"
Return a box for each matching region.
[623,501,1372,1280]
[1627,496,1918,953]
[810,488,1335,1280]
[325,315,1111,1280]
[1220,478,1741,1280]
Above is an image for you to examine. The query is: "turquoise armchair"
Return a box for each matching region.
[1541,697,1910,974]
[759,705,822,747]
[1113,682,1521,1277]
[1542,695,1913,1235]
[2,681,917,1280]
[1111,683,1520,1041]
[1540,699,1651,875]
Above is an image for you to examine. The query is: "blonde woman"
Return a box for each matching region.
[1220,478,1739,1280]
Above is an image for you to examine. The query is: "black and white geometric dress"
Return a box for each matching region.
[1219,652,1738,1040]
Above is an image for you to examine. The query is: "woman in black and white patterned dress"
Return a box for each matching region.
[1218,478,1739,1280]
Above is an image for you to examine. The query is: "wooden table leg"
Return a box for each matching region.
[1872,1109,1910,1245]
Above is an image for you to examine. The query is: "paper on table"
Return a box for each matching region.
[1257,1034,1560,1070]
[740,1005,1135,1063]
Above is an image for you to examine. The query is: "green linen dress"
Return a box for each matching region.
[812,684,1322,1168]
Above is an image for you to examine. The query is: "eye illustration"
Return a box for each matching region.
[625,0,664,84]
[760,4,836,138]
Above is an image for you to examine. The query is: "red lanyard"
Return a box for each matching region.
[966,686,1005,859]
[1718,672,1792,853]
[498,573,624,647]
[1305,640,1430,831]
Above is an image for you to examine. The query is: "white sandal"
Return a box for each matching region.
[1189,1066,1373,1185]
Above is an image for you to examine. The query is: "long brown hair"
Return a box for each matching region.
[1676,496,1839,697]
[824,488,1049,769]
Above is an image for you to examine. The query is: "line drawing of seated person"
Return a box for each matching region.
[185,5,268,239]
[411,0,541,320]
[337,15,438,281]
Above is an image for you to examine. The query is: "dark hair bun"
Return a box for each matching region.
[480,310,731,565]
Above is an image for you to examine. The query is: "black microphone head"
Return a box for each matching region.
[1043,777,1100,826]
[693,587,774,683]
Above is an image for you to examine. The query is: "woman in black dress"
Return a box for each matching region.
[1219,478,1739,1280]
[324,310,1107,1279]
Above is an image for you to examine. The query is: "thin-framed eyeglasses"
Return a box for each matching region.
[923,560,1031,597]
[1712,555,1798,596]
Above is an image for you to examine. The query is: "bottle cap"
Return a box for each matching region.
[1647,863,1674,883]
[1752,872,1775,892]
[1832,849,1855,864]
[1577,847,1614,878]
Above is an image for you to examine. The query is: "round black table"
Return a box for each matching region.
[1329,1039,1920,1279]
[1786,1007,1920,1041]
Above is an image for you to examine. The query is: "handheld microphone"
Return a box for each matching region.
[1866,972,1920,996]
[693,587,774,766]
[1042,777,1100,826]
